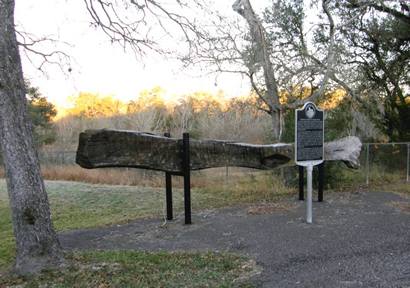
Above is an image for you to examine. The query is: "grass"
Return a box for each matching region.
[39,165,168,187]
[0,198,13,272]
[0,174,285,286]
[0,165,407,286]
[316,162,410,193]
[0,173,292,267]
[1,251,255,287]
[0,178,188,269]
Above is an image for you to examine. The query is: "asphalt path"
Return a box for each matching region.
[60,191,410,287]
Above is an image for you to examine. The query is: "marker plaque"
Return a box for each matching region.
[295,102,324,165]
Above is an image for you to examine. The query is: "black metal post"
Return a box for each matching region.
[318,162,324,202]
[182,133,192,224]
[298,166,304,200]
[164,132,173,220]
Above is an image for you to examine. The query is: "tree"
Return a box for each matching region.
[186,0,408,142]
[232,0,338,141]
[176,0,340,141]
[127,86,168,113]
[336,0,410,141]
[78,0,409,143]
[67,92,125,118]
[81,0,342,142]
[26,83,58,146]
[126,87,169,132]
[0,0,63,274]
[0,0,208,274]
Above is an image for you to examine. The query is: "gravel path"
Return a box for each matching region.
[60,191,410,287]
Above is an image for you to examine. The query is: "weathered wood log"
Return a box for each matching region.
[323,136,362,169]
[76,129,362,172]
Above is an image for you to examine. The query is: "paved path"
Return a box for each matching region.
[60,192,410,287]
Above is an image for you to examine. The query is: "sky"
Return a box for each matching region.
[15,0,259,108]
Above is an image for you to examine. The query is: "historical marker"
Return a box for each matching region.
[295,102,324,224]
[295,102,324,164]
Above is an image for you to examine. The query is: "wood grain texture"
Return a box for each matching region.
[76,129,362,172]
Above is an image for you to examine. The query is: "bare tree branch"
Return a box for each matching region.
[346,0,410,24]
[285,0,337,109]
[83,0,206,58]
[16,30,72,75]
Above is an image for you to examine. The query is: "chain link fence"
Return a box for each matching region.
[1,143,409,187]
[38,150,77,165]
[361,143,409,185]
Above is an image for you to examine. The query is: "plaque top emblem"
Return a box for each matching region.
[305,103,316,119]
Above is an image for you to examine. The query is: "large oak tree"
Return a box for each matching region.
[0,0,207,275]
[0,0,63,274]
[337,0,410,141]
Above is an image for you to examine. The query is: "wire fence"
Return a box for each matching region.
[38,150,77,165]
[31,142,410,185]
[0,143,408,187]
[361,143,409,184]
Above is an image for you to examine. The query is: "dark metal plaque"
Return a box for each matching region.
[295,102,324,164]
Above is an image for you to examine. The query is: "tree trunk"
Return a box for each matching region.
[233,0,282,142]
[271,110,282,142]
[0,0,63,275]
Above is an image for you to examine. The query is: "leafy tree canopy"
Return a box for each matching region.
[66,92,126,118]
[26,82,57,146]
[336,0,410,141]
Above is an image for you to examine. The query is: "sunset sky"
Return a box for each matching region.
[14,1,266,108]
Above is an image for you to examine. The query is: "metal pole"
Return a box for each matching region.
[318,162,324,202]
[407,143,409,183]
[299,166,304,200]
[366,143,370,186]
[182,133,192,224]
[165,173,173,220]
[164,132,173,220]
[306,164,313,224]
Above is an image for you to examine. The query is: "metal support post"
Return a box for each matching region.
[366,143,370,186]
[306,164,313,224]
[182,133,192,224]
[299,166,304,200]
[407,143,409,183]
[318,162,324,202]
[164,132,173,220]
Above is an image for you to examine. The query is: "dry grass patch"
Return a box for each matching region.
[40,165,166,187]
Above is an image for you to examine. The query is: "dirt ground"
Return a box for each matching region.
[60,191,410,288]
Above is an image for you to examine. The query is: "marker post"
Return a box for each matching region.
[295,102,324,224]
[306,164,313,224]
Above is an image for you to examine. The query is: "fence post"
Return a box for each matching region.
[366,143,370,186]
[182,133,191,224]
[164,132,173,220]
[298,166,304,200]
